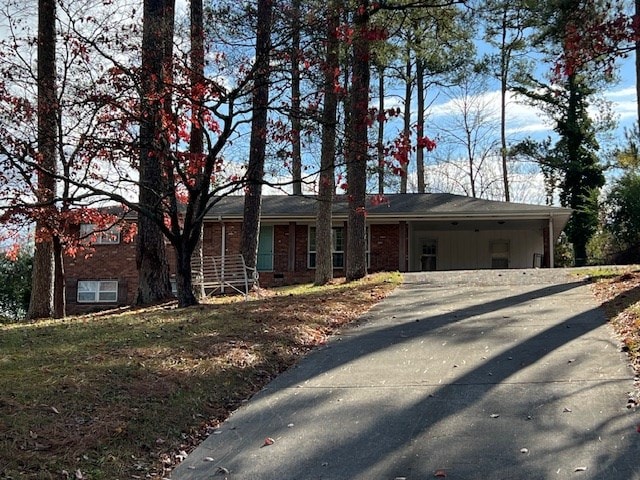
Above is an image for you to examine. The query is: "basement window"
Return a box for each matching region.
[77,280,118,303]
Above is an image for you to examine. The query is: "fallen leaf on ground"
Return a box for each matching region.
[176,450,188,462]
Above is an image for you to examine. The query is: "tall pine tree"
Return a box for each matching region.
[137,0,174,304]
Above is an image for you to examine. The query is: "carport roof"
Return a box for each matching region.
[206,193,572,222]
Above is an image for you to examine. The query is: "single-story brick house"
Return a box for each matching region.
[64,193,572,314]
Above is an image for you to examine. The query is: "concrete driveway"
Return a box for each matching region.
[171,269,639,480]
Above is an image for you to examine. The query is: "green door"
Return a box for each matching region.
[257,226,274,271]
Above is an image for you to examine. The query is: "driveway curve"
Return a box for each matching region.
[172,269,639,480]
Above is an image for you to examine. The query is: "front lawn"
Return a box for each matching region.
[0,272,401,479]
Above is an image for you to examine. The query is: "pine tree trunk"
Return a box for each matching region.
[500,7,510,202]
[315,0,340,286]
[137,0,173,305]
[345,0,370,282]
[27,0,57,320]
[377,67,385,195]
[241,0,273,270]
[290,0,302,195]
[416,59,425,193]
[401,52,412,194]
[190,0,204,157]
[190,0,205,299]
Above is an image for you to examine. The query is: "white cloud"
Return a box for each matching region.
[425,83,637,139]
[426,89,552,137]
[604,86,637,123]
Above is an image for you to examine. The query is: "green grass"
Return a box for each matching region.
[572,264,640,280]
[0,272,401,479]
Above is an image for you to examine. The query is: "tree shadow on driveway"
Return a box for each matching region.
[174,277,640,480]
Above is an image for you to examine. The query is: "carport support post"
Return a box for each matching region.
[399,221,407,272]
[548,216,554,268]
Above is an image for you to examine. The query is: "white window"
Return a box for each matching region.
[77,280,118,303]
[308,226,344,269]
[79,224,121,245]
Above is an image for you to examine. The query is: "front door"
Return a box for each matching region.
[257,226,274,271]
[490,240,509,269]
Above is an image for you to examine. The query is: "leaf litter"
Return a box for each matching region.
[0,273,400,479]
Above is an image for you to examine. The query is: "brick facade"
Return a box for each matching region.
[368,223,401,272]
[64,220,403,315]
[65,237,139,314]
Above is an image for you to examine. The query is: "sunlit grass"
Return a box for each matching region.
[573,264,640,280]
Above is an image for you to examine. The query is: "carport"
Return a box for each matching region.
[407,212,571,271]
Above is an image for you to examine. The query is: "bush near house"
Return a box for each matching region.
[0,251,32,322]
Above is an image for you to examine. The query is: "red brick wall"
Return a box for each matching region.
[369,224,400,272]
[65,220,402,314]
[273,224,291,272]
[204,222,242,257]
[65,239,139,315]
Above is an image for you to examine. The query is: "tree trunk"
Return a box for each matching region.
[173,241,197,307]
[28,241,54,319]
[401,52,412,194]
[241,0,273,270]
[190,0,205,299]
[467,139,476,198]
[345,0,370,282]
[290,0,302,195]
[500,72,510,201]
[315,0,340,286]
[52,236,65,318]
[416,59,425,193]
[27,0,57,320]
[190,0,204,158]
[500,6,511,202]
[376,66,385,195]
[137,0,173,305]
